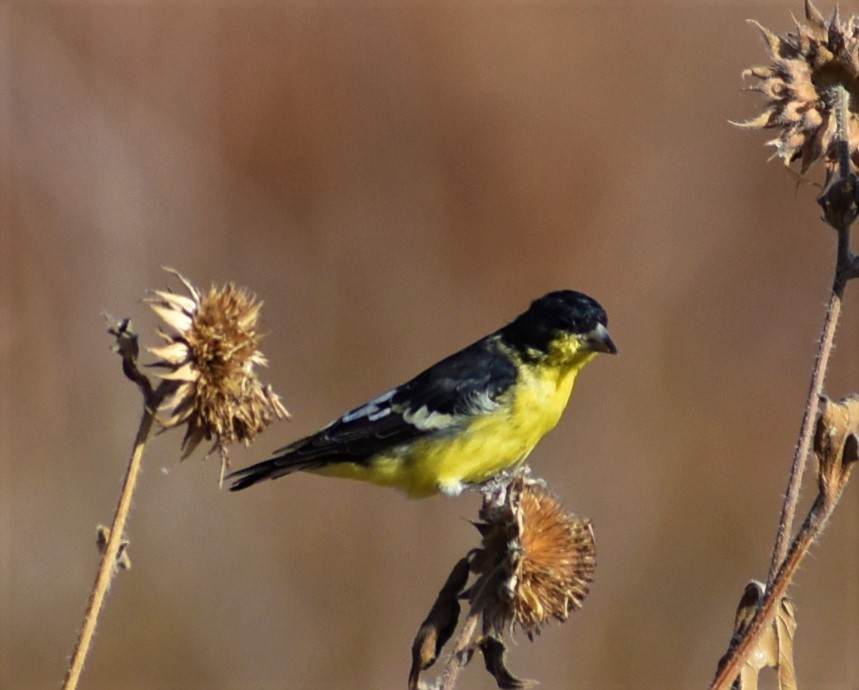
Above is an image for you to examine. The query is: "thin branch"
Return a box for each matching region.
[719,83,858,690]
[62,323,168,690]
[766,288,842,584]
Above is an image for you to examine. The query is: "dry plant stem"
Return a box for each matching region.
[62,380,168,690]
[766,287,843,585]
[767,84,854,586]
[717,86,857,690]
[439,612,480,690]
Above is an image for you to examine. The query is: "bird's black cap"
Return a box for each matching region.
[500,290,613,356]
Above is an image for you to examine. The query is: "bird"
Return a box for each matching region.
[227,290,616,498]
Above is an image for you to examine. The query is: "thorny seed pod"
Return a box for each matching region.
[471,476,596,640]
[146,268,290,470]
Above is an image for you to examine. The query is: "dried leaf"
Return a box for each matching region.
[723,580,797,690]
[408,557,470,690]
[775,598,798,690]
[479,636,536,690]
[814,395,859,504]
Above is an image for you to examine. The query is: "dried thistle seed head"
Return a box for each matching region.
[513,485,595,634]
[472,477,596,639]
[146,268,290,462]
[736,1,859,177]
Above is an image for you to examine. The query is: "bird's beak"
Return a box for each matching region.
[584,323,618,355]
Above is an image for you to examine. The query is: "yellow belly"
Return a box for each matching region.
[313,361,583,497]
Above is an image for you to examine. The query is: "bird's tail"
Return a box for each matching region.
[227,453,324,491]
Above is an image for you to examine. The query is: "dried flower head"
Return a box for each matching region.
[471,476,596,639]
[737,0,859,177]
[146,268,290,467]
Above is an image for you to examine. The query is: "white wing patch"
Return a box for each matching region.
[403,389,501,430]
[335,378,501,431]
[339,389,396,424]
[403,405,456,430]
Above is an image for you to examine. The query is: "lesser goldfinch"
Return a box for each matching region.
[228,290,616,498]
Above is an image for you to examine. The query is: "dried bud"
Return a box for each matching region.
[736,1,859,180]
[146,268,290,469]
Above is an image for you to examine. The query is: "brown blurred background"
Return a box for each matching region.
[2,2,858,689]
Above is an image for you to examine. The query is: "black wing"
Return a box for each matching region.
[227,334,518,491]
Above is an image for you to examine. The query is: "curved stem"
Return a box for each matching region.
[721,83,858,690]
